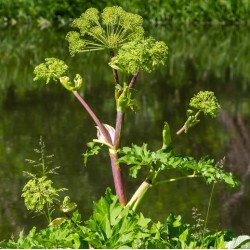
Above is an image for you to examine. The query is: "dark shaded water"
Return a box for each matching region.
[0,25,250,240]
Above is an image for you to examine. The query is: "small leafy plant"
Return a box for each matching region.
[1,6,246,249]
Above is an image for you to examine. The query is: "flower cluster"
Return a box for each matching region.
[21,176,60,213]
[109,38,168,75]
[33,58,68,84]
[34,58,83,91]
[66,6,144,55]
[189,91,221,118]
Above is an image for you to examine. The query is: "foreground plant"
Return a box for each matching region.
[1,6,246,249]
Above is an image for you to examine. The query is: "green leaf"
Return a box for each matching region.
[59,74,83,92]
[49,217,67,226]
[226,235,250,249]
[116,83,137,112]
[60,202,77,213]
[179,228,189,248]
[83,142,102,166]
[162,122,172,148]
[118,143,153,178]
[84,188,153,248]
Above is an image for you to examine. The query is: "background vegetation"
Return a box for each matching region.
[1,0,250,27]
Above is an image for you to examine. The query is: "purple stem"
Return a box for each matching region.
[114,71,140,147]
[128,70,140,88]
[73,91,126,205]
[109,151,127,205]
[114,110,123,149]
[176,125,186,135]
[73,91,112,145]
[108,49,128,205]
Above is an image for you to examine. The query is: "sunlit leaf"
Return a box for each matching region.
[60,202,77,213]
[48,217,67,226]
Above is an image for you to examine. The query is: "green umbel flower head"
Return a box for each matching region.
[66,6,144,55]
[34,58,68,84]
[189,91,221,118]
[22,176,60,213]
[34,58,83,91]
[109,37,168,74]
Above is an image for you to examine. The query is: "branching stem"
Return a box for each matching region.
[129,70,140,88]
[154,174,202,186]
[73,91,112,145]
[126,180,152,211]
[73,91,126,204]
[176,125,186,135]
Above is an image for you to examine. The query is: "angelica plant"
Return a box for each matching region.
[33,6,238,217]
[34,6,168,206]
[2,6,243,249]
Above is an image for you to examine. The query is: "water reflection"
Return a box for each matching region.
[0,25,250,240]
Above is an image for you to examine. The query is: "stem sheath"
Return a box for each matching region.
[127,180,152,211]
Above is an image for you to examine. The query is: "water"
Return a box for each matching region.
[0,25,250,240]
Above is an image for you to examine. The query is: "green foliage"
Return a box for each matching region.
[22,176,61,213]
[109,37,168,75]
[21,137,66,220]
[115,83,137,112]
[226,235,250,249]
[162,122,172,149]
[0,218,86,249]
[83,188,152,248]
[165,213,233,249]
[66,6,144,55]
[0,189,238,249]
[82,142,103,166]
[1,4,247,249]
[60,196,77,213]
[118,143,239,188]
[59,74,83,91]
[1,0,250,26]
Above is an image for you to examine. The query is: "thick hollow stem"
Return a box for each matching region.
[74,92,126,204]
[114,111,123,149]
[73,91,112,145]
[109,149,126,206]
